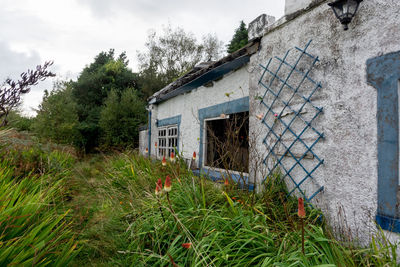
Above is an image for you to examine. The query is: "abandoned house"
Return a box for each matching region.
[140,0,400,245]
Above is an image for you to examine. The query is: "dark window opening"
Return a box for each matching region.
[205,111,249,173]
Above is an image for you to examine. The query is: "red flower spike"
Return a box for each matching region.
[145,148,149,153]
[162,156,166,166]
[224,179,229,186]
[182,243,192,249]
[170,152,175,162]
[193,151,196,160]
[155,179,163,195]
[155,142,158,148]
[298,198,306,218]
[164,175,172,192]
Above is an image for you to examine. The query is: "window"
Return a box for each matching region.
[158,125,178,157]
[204,112,249,173]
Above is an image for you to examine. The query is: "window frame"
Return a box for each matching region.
[157,124,178,158]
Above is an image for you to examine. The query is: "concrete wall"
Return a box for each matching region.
[250,0,400,244]
[138,129,148,156]
[149,67,249,165]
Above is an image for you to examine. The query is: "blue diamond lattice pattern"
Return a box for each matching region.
[258,40,324,202]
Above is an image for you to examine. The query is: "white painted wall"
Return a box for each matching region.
[285,0,315,15]
[250,0,400,244]
[150,67,249,166]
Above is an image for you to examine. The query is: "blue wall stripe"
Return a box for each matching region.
[367,50,400,232]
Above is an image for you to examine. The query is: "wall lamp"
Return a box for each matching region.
[328,0,363,30]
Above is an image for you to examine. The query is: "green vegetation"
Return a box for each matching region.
[227,21,249,54]
[0,130,79,266]
[0,130,398,266]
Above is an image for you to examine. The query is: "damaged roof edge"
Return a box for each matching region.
[148,38,260,105]
[153,55,250,104]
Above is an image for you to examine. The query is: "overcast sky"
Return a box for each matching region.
[0,0,284,116]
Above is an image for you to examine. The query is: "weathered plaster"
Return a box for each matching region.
[250,0,400,244]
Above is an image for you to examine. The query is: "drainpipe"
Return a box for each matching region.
[147,108,152,158]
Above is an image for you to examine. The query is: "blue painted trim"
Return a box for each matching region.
[367,51,400,225]
[192,169,254,191]
[198,97,249,168]
[156,115,181,152]
[376,214,400,233]
[148,111,151,157]
[157,115,181,127]
[155,55,250,104]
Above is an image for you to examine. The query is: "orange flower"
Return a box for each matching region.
[155,142,158,148]
[162,156,167,166]
[145,148,149,153]
[170,151,175,162]
[224,178,229,186]
[231,197,237,200]
[120,201,123,204]
[192,151,196,160]
[182,243,192,249]
[164,175,172,192]
[155,178,163,195]
[298,198,306,218]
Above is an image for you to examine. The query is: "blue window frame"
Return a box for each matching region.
[197,97,251,188]
[156,115,181,157]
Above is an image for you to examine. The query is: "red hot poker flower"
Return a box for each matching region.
[193,151,196,160]
[298,198,306,218]
[170,152,175,162]
[145,148,149,153]
[155,179,163,195]
[182,243,192,249]
[155,142,158,148]
[162,156,167,166]
[224,178,229,186]
[164,175,172,192]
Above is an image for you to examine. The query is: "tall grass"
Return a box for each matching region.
[0,129,80,266]
[73,152,398,266]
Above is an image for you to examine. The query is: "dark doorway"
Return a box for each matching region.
[205,111,249,172]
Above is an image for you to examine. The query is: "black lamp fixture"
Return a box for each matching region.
[328,0,363,30]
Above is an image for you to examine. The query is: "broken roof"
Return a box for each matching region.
[148,38,260,104]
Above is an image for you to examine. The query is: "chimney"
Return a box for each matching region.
[248,14,276,40]
[285,0,315,15]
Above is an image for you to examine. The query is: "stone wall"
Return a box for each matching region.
[249,0,400,244]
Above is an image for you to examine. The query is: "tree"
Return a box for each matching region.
[33,82,81,146]
[137,25,224,97]
[202,33,224,61]
[99,88,146,148]
[71,49,140,151]
[227,21,248,54]
[0,61,55,126]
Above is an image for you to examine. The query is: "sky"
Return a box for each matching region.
[0,0,285,116]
